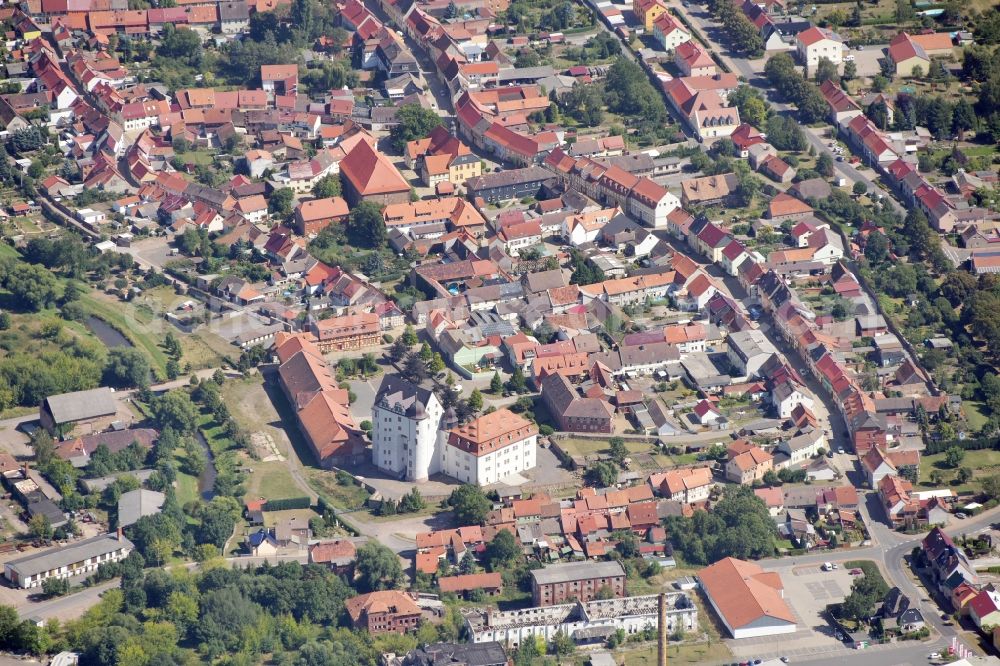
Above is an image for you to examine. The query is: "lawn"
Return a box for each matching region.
[963,400,990,432]
[557,437,653,457]
[170,444,202,513]
[919,448,1000,493]
[262,507,319,528]
[244,462,300,502]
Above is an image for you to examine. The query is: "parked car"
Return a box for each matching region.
[850,568,862,575]
[955,512,967,519]
[822,562,834,571]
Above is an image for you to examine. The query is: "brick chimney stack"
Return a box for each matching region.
[658,592,667,666]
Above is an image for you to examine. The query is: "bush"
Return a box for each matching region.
[539,425,554,436]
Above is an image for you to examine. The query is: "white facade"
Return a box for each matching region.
[776,430,826,466]
[653,23,691,52]
[5,534,133,589]
[503,232,542,257]
[627,190,680,229]
[774,385,815,419]
[76,208,106,226]
[797,34,844,68]
[372,382,445,483]
[442,432,537,485]
[465,594,697,647]
[122,115,156,133]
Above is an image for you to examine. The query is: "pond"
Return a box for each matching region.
[85,316,133,348]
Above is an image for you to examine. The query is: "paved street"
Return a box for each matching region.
[666,0,904,214]
[15,580,119,622]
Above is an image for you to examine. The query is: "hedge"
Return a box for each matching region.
[263,497,311,511]
[924,434,1000,455]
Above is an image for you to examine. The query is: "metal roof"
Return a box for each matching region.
[6,533,133,578]
[530,560,624,585]
[42,387,116,425]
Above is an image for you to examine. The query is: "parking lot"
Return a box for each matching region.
[788,564,853,631]
[845,45,885,78]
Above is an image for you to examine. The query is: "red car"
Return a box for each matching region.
[850,568,863,575]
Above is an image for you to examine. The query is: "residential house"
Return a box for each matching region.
[795,26,843,68]
[725,444,773,484]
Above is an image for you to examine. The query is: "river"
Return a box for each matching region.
[84,315,218,499]
[84,316,133,348]
[194,430,217,500]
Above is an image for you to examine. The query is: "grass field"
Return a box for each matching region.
[245,462,300,501]
[919,448,1000,493]
[262,508,318,528]
[557,436,704,469]
[90,285,236,375]
[307,469,370,511]
[963,400,990,432]
[172,449,201,509]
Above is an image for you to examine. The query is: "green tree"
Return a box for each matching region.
[895,0,915,23]
[663,486,776,564]
[398,487,425,513]
[389,104,444,153]
[508,366,528,393]
[852,181,868,196]
[428,353,445,375]
[816,152,834,178]
[490,371,503,394]
[841,568,889,621]
[843,60,857,81]
[447,485,492,525]
[151,391,198,434]
[585,461,618,487]
[102,348,151,389]
[608,436,628,466]
[614,530,640,558]
[864,231,890,265]
[982,474,1000,499]
[355,541,403,592]
[485,529,521,569]
[268,187,295,218]
[312,174,342,199]
[814,57,839,85]
[945,445,965,468]
[156,24,203,67]
[345,201,386,248]
[468,388,483,412]
[29,513,52,541]
[549,631,575,656]
[41,577,70,598]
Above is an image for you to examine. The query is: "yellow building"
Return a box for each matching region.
[635,0,668,31]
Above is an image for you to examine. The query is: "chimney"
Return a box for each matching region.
[658,592,668,666]
[116,526,124,541]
